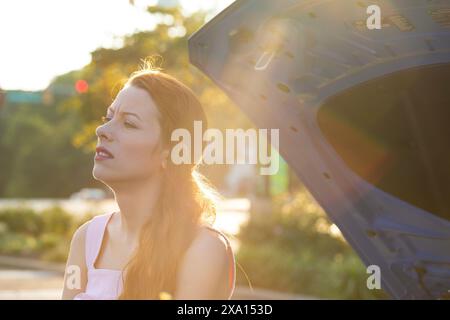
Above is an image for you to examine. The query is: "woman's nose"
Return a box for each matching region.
[96,123,113,141]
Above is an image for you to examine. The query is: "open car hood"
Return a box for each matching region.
[188,0,450,299]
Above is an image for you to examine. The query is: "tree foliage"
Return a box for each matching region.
[0,5,251,197]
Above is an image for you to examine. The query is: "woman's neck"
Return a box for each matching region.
[110,173,163,239]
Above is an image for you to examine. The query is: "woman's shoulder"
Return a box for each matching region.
[69,213,112,250]
[178,225,231,270]
[183,225,233,273]
[70,219,90,249]
[194,225,231,252]
[173,225,233,299]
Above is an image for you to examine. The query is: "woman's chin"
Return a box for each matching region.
[92,168,127,188]
[92,166,111,182]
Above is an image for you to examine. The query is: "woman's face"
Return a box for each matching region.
[93,84,168,186]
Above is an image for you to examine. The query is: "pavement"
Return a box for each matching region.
[0,268,63,299]
[0,267,315,300]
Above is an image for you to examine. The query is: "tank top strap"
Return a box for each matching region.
[203,225,236,294]
[85,212,114,269]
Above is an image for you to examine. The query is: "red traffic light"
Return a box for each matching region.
[75,80,89,94]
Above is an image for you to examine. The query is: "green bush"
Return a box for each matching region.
[40,206,74,236]
[0,232,39,256]
[0,206,92,262]
[0,207,44,236]
[235,189,389,299]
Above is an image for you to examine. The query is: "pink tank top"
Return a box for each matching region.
[73,212,236,300]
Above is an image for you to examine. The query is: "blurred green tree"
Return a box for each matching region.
[0,5,252,197]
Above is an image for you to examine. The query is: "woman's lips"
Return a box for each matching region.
[95,146,114,160]
[95,152,113,161]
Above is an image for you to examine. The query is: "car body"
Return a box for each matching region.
[188,0,450,299]
[70,188,108,201]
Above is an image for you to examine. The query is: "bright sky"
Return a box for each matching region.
[0,0,234,91]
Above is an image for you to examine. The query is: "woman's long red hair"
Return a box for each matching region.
[117,63,219,299]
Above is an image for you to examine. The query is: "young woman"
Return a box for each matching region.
[61,65,236,300]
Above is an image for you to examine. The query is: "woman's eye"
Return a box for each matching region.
[101,116,136,128]
[124,121,136,128]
